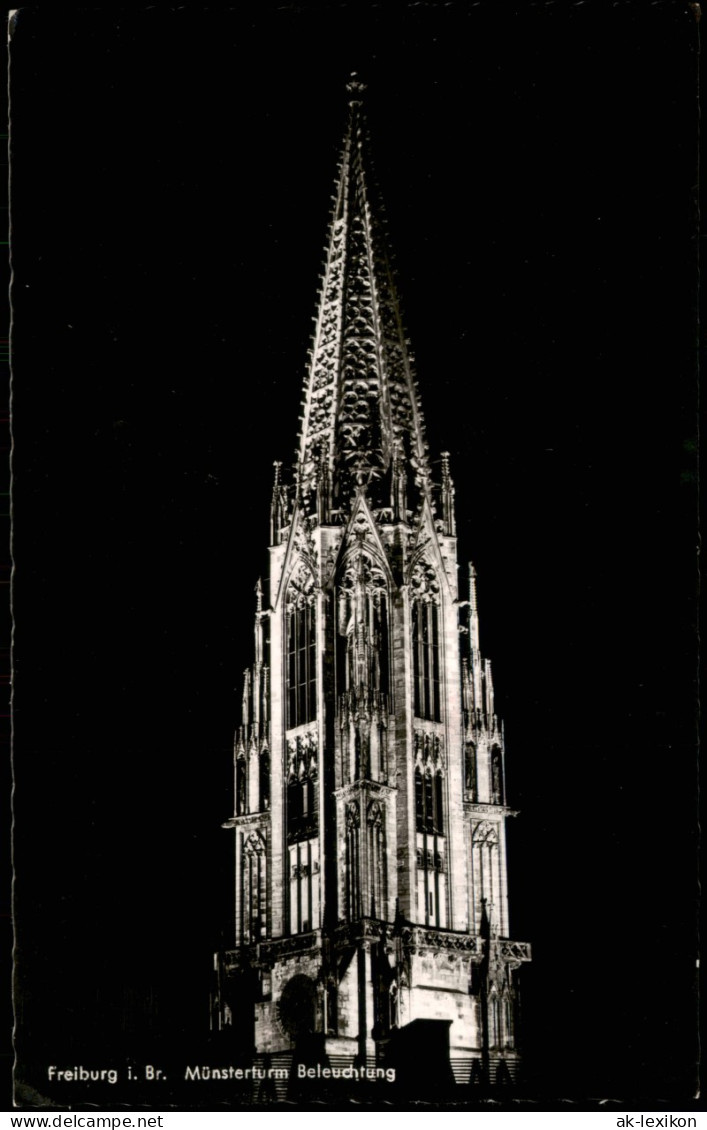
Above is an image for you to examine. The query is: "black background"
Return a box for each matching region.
[9,2,699,1109]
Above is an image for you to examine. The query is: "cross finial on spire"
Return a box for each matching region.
[346,71,367,105]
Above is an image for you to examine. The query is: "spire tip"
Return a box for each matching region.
[346,72,367,105]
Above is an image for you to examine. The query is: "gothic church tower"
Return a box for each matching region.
[214,77,531,1090]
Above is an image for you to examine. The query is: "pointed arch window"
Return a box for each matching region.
[471,820,500,934]
[286,583,317,729]
[259,748,270,811]
[434,770,444,832]
[411,596,441,722]
[236,753,247,816]
[286,734,319,843]
[415,767,424,828]
[415,767,444,835]
[491,746,503,805]
[345,802,361,921]
[242,832,267,944]
[367,801,387,919]
[375,590,389,697]
[465,742,477,800]
[424,772,434,831]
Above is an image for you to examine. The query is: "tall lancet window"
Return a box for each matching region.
[410,562,441,722]
[367,801,387,919]
[465,742,478,800]
[236,752,247,816]
[259,746,270,811]
[415,766,424,827]
[471,820,500,934]
[491,746,503,805]
[286,734,319,843]
[286,733,320,934]
[413,732,444,926]
[415,766,445,834]
[414,733,446,834]
[414,733,447,927]
[242,831,267,944]
[286,567,317,729]
[375,589,390,697]
[345,801,361,921]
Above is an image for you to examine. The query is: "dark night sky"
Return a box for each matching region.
[10,3,699,1109]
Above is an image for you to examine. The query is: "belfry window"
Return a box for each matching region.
[415,767,444,835]
[287,598,317,728]
[287,771,318,842]
[412,600,441,721]
[425,772,434,830]
[286,734,319,844]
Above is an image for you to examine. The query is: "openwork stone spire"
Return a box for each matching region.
[297,75,430,508]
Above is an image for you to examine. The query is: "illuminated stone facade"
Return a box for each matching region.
[213,77,530,1091]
